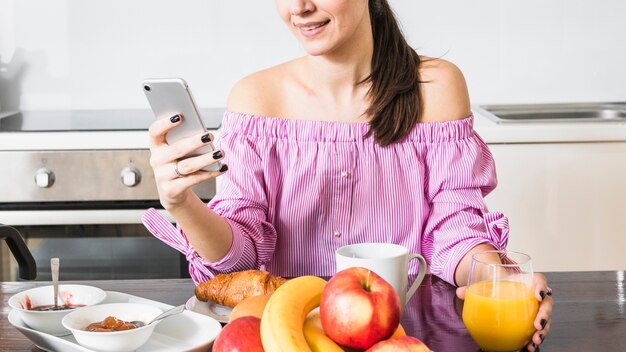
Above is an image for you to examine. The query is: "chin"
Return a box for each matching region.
[292,32,339,57]
[299,41,335,57]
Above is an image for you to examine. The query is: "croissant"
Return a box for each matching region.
[194,269,287,307]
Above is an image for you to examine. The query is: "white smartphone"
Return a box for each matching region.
[142,77,221,172]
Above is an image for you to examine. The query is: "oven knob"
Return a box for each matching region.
[34,168,55,188]
[120,167,141,187]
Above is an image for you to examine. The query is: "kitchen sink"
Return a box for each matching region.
[475,102,626,123]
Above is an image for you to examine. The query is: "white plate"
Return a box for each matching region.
[185,296,232,324]
[9,291,222,352]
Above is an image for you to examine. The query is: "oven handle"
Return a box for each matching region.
[0,224,37,280]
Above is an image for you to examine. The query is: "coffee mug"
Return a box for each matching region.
[335,243,427,308]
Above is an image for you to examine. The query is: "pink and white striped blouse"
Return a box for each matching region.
[142,111,510,286]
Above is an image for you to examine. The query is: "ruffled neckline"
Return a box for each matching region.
[221,111,475,143]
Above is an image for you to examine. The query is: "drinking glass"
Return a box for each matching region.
[462,250,538,352]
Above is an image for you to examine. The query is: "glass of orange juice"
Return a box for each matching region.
[462,250,538,352]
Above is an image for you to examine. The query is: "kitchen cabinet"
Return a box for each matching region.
[484,142,626,272]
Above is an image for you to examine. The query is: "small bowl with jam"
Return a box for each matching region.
[8,284,107,336]
[61,303,163,352]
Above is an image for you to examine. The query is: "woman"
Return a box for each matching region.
[143,0,552,350]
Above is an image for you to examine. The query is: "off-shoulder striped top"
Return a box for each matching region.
[142,111,510,286]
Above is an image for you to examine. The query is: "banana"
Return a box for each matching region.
[390,323,407,338]
[260,275,327,352]
[302,311,406,352]
[303,311,346,352]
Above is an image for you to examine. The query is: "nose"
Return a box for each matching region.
[289,0,314,16]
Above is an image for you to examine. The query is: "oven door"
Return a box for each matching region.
[0,148,215,281]
[0,221,189,282]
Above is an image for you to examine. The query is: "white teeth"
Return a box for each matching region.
[302,22,327,31]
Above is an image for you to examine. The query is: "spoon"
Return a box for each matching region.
[131,304,186,328]
[51,258,60,307]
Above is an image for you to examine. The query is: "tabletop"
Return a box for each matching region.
[1,271,624,351]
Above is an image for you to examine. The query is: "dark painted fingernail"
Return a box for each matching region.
[539,334,545,342]
[212,150,223,159]
[540,291,546,300]
[170,114,181,123]
[540,319,547,329]
[219,164,228,172]
[546,290,552,296]
[201,133,212,143]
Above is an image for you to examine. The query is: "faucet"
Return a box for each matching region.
[0,224,36,280]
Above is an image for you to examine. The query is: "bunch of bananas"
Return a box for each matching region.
[259,276,406,351]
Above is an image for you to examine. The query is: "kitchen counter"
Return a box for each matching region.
[471,104,626,272]
[473,105,626,144]
[0,109,224,151]
[0,130,154,151]
[2,271,626,351]
[3,108,626,149]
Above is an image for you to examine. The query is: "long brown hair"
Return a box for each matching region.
[362,0,422,146]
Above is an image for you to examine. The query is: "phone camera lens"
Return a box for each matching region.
[143,85,151,92]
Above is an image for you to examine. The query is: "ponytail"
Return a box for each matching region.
[362,0,422,146]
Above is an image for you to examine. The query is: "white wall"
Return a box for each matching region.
[1,0,625,112]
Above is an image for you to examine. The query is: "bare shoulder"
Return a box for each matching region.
[226,60,296,116]
[418,57,471,123]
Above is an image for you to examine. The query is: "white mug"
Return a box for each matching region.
[335,243,427,308]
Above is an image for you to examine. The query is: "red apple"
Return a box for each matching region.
[213,316,264,352]
[365,336,432,352]
[320,267,401,349]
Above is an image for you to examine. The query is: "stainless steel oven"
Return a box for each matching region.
[0,109,221,281]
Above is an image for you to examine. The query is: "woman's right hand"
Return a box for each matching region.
[148,114,227,209]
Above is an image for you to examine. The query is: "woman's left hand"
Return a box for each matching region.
[456,273,553,351]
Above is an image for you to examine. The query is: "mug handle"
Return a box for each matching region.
[406,253,427,303]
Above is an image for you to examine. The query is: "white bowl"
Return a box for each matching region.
[62,303,163,352]
[8,284,107,336]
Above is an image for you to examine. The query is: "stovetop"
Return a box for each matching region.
[0,109,224,132]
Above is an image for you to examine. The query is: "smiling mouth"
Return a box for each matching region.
[299,20,330,31]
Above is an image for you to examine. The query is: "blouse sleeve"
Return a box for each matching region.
[421,131,509,286]
[203,128,277,274]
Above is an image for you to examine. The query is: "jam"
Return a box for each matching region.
[30,304,85,311]
[85,316,138,332]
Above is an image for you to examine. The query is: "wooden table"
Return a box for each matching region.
[1,271,624,351]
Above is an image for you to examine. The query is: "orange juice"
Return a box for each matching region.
[462,280,538,352]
